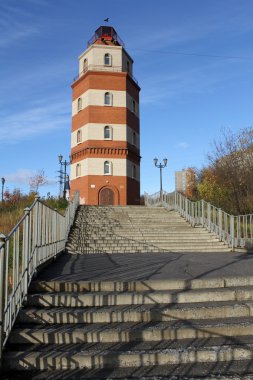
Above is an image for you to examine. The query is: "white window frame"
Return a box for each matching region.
[104,53,112,66]
[83,58,88,72]
[77,130,82,144]
[76,163,81,177]
[77,97,82,111]
[104,92,113,106]
[104,161,112,175]
[104,125,112,140]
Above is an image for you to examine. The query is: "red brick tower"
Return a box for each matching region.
[70,26,140,205]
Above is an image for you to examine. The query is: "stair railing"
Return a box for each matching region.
[0,192,79,362]
[145,191,253,251]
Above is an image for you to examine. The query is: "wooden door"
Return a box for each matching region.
[99,188,114,205]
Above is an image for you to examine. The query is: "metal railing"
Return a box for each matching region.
[73,64,138,85]
[0,193,79,361]
[145,191,253,251]
[87,27,125,48]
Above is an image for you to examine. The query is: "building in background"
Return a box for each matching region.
[175,169,190,193]
[70,26,141,205]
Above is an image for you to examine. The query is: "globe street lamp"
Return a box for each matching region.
[153,158,167,203]
[58,154,71,200]
[1,177,5,202]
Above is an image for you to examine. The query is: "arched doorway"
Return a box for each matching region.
[99,187,114,205]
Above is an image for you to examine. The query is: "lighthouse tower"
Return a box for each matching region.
[70,26,141,205]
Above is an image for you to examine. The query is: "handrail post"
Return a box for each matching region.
[23,208,31,299]
[230,215,235,251]
[218,208,222,241]
[0,233,6,368]
[192,202,195,226]
[207,203,211,231]
[197,201,201,225]
[33,197,40,275]
[237,216,241,247]
[201,200,204,227]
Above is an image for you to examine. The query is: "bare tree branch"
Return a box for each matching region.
[29,169,48,194]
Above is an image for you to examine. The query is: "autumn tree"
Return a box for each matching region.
[207,127,253,214]
[3,188,22,205]
[198,167,230,209]
[184,167,199,200]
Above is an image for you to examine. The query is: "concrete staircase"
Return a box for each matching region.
[66,206,230,253]
[4,276,253,379]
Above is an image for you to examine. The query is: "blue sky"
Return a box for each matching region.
[1,0,253,197]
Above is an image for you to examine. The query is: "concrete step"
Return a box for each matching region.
[5,337,253,370]
[5,362,253,379]
[120,239,223,244]
[26,286,253,307]
[71,248,231,254]
[75,243,225,249]
[30,277,253,293]
[9,318,253,344]
[68,205,231,254]
[17,300,253,324]
[73,245,230,250]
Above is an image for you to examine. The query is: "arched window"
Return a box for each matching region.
[132,164,137,179]
[77,97,82,111]
[83,58,88,72]
[104,53,111,66]
[104,126,112,139]
[104,161,112,175]
[77,130,82,144]
[76,163,81,177]
[104,92,112,106]
[132,131,136,146]
[132,100,136,113]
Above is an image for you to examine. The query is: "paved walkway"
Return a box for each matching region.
[38,251,253,282]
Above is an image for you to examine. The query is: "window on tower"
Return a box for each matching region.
[77,97,82,111]
[104,161,112,175]
[104,126,112,140]
[77,130,82,144]
[132,100,136,113]
[76,163,81,177]
[104,92,112,106]
[132,131,136,146]
[83,58,88,72]
[104,53,112,66]
[132,164,137,179]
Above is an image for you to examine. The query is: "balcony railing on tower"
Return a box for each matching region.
[87,26,125,47]
[73,64,138,85]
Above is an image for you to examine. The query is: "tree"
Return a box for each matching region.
[3,188,22,205]
[198,167,230,209]
[184,167,199,200]
[207,127,253,214]
[29,169,48,194]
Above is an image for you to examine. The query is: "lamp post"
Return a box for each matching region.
[1,177,5,202]
[153,157,167,203]
[58,154,71,200]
